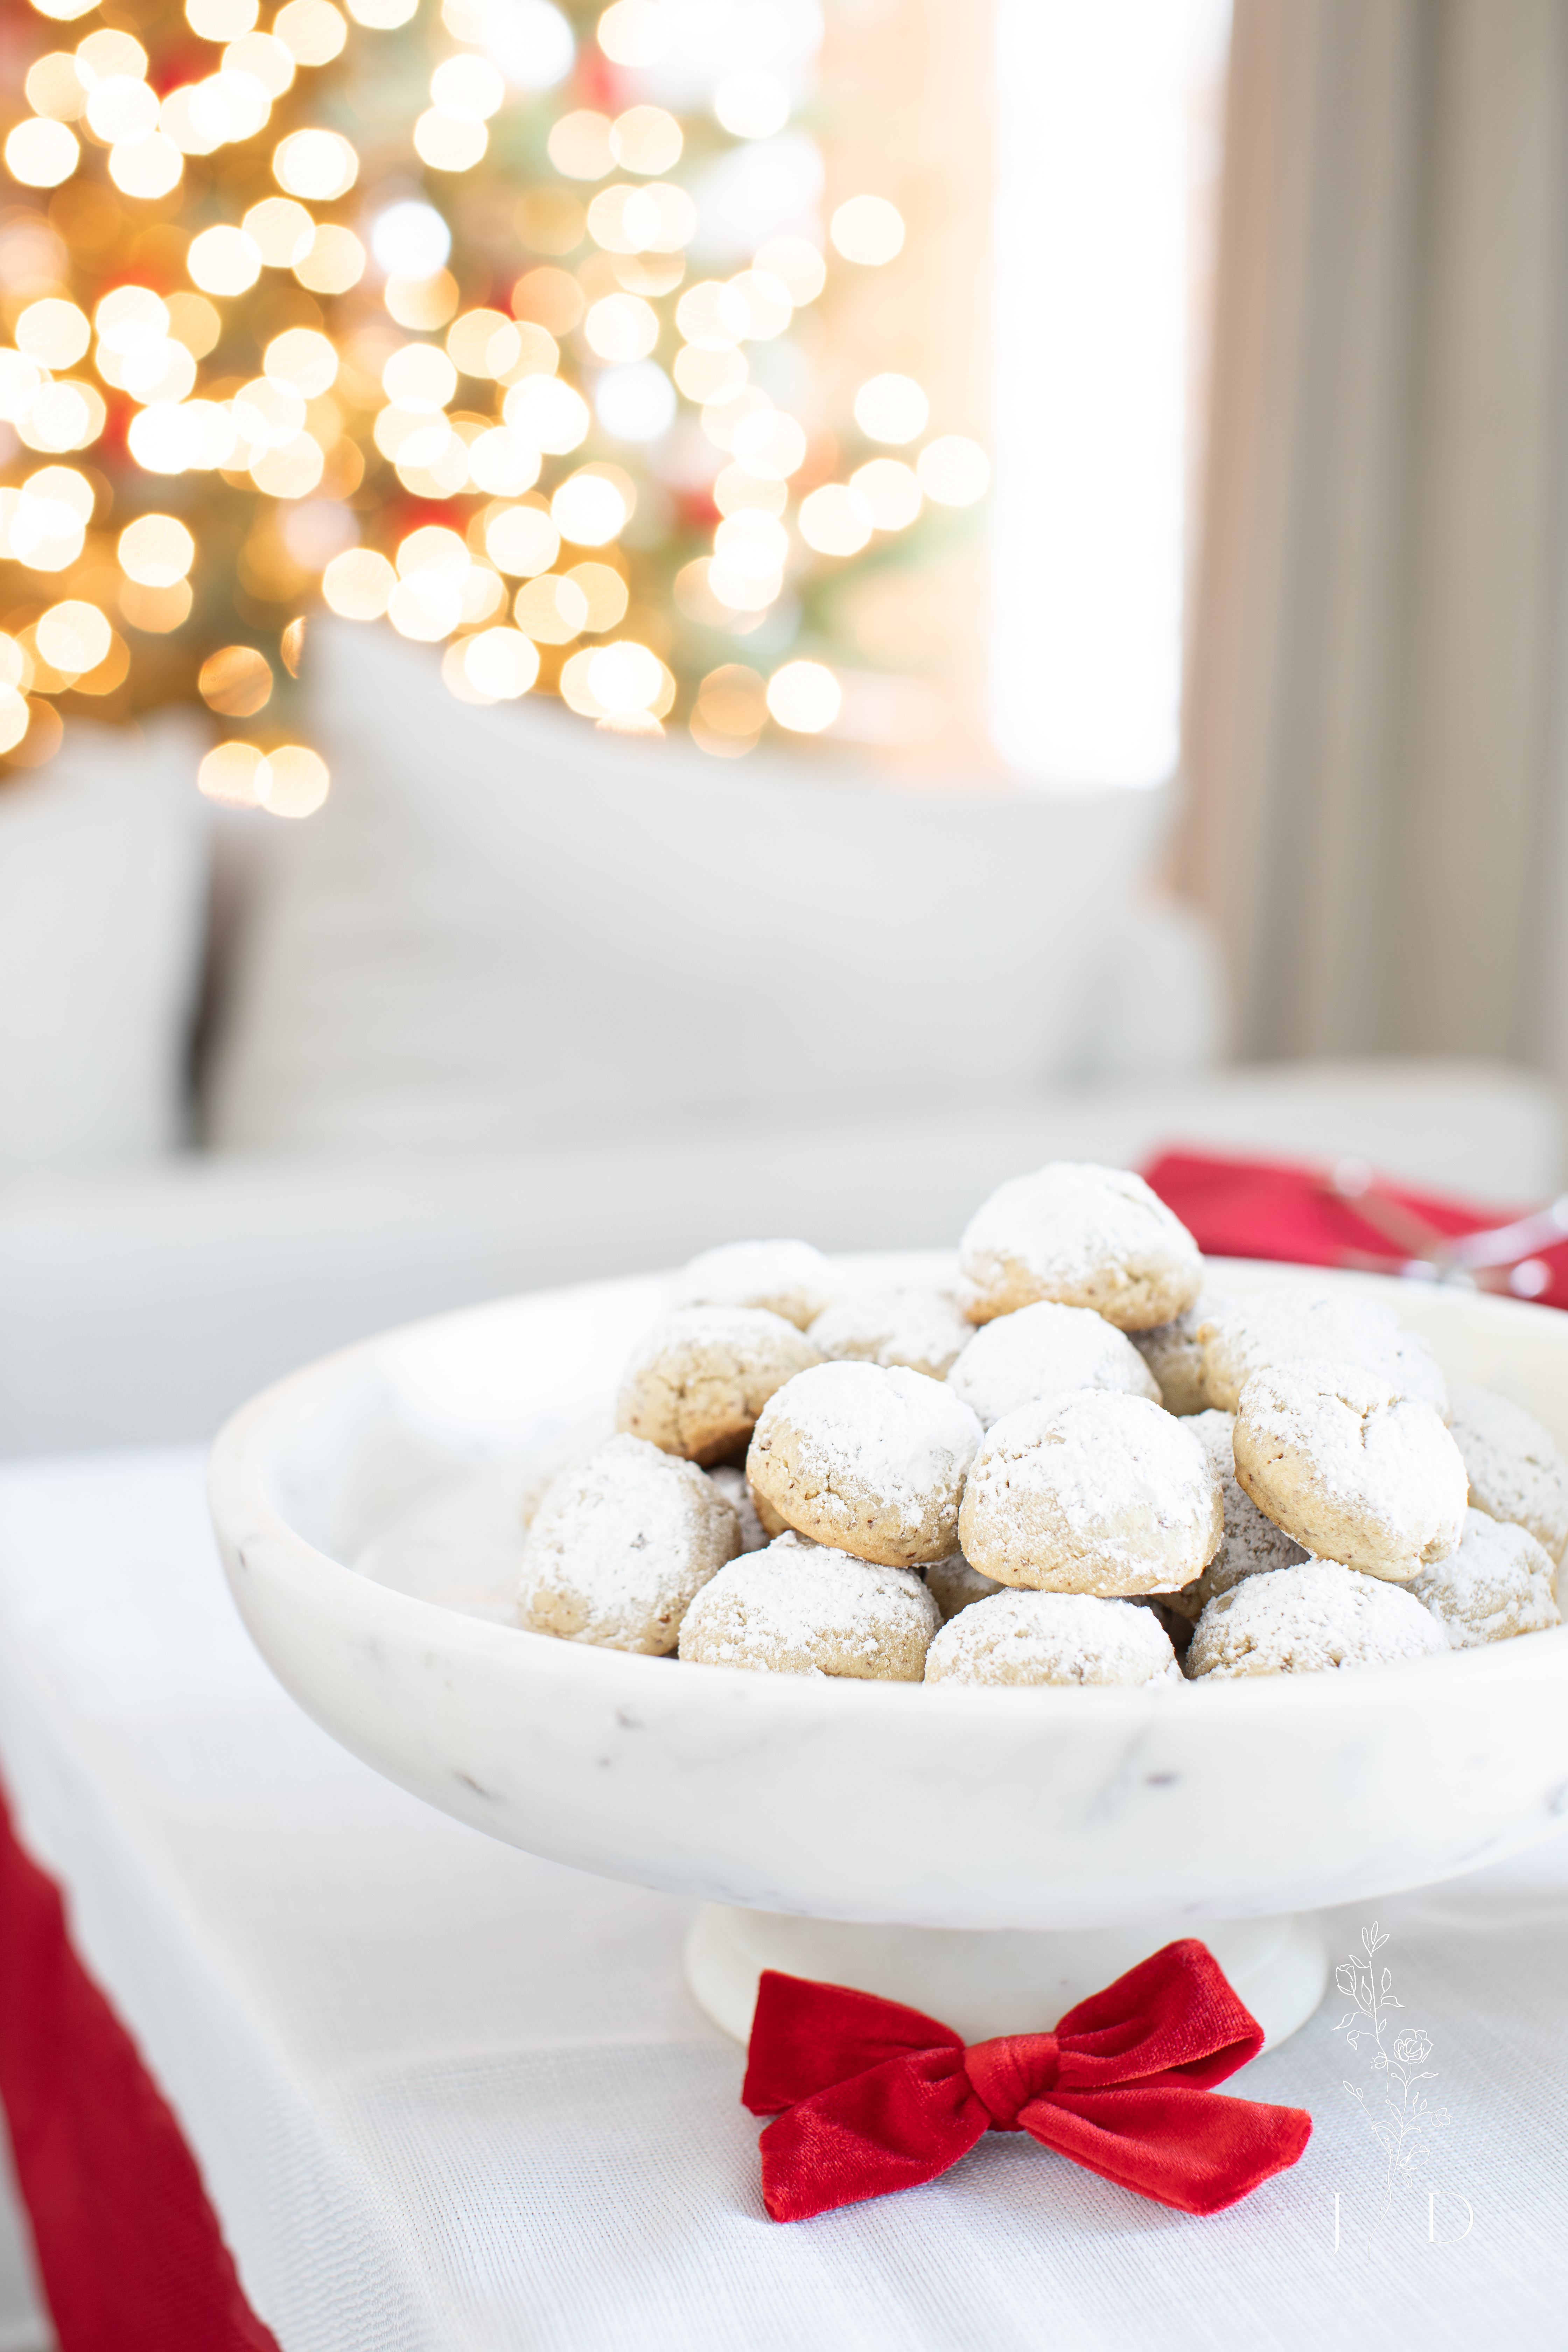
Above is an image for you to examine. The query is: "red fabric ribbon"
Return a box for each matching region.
[0,1776,279,2352]
[742,1940,1311,2222]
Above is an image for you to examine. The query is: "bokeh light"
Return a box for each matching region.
[851,458,921,531]
[551,470,627,545]
[767,660,840,733]
[257,743,330,817]
[853,374,929,445]
[0,0,984,788]
[323,547,396,618]
[917,435,991,506]
[798,483,873,558]
[198,644,274,714]
[119,515,196,587]
[6,121,80,188]
[830,196,905,267]
[714,72,790,140]
[273,127,357,198]
[596,1,668,68]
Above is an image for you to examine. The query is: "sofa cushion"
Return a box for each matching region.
[205,620,1184,1155]
[0,712,210,1180]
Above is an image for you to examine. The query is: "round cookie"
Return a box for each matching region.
[1164,1408,1307,1622]
[946,1298,1161,1428]
[747,1360,982,1568]
[957,1162,1203,1331]
[1232,1359,1467,1581]
[957,1392,1223,1598]
[1446,1384,1568,1564]
[1407,1509,1561,1649]
[925,1589,1179,1687]
[807,1288,972,1381]
[678,1531,938,1679]
[615,1306,822,1466]
[1130,1291,1231,1417]
[1198,1288,1447,1419]
[1187,1559,1448,1679]
[923,1553,1003,1622]
[707,1463,770,1553]
[676,1238,833,1331]
[518,1434,740,1653]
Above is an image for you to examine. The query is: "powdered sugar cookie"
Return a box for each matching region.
[678,1531,938,1679]
[707,1463,770,1552]
[924,1553,1003,1622]
[1446,1384,1568,1564]
[676,1238,833,1331]
[1187,1559,1448,1678]
[957,1163,1203,1331]
[1199,1288,1447,1418]
[1407,1509,1560,1649]
[615,1306,822,1466]
[946,1298,1161,1428]
[808,1288,972,1381]
[748,1360,983,1567]
[1232,1360,1467,1580]
[1164,1409,1307,1622]
[925,1589,1180,1686]
[518,1434,739,1652]
[957,1392,1223,1598]
[1130,1292,1232,1417]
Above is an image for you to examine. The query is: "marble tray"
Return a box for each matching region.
[208,1254,1568,2049]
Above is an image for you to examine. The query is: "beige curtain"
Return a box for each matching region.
[1180,0,1568,1077]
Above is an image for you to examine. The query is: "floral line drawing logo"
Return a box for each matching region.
[1334,1922,1448,2216]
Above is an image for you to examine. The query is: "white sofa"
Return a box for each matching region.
[0,618,1560,1461]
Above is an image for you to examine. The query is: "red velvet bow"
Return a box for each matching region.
[742,1940,1311,2222]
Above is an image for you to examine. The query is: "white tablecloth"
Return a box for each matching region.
[0,1448,1565,2351]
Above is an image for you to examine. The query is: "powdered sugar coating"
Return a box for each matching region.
[925,1589,1180,1686]
[946,1298,1161,1428]
[1188,1559,1448,1678]
[1233,1359,1468,1580]
[957,1163,1203,1330]
[924,1553,1003,1622]
[518,1434,740,1653]
[678,1530,938,1678]
[615,1304,822,1465]
[808,1288,972,1381]
[706,1464,770,1553]
[1446,1384,1568,1564]
[676,1238,833,1331]
[1199,1288,1448,1419]
[1164,1409,1307,1622]
[1407,1508,1561,1649]
[957,1391,1224,1598]
[1131,1291,1232,1416]
[748,1360,983,1567]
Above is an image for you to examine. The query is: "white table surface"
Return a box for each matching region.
[1,1446,1566,2352]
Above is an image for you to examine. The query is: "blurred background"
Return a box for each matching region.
[4,0,1568,1465]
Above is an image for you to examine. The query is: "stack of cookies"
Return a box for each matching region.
[514,1168,1566,1686]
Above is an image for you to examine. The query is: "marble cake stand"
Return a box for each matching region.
[208,1254,1568,2053]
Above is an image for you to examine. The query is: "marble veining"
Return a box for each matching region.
[209,1259,1568,1947]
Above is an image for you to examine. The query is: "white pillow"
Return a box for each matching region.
[207,620,1176,1155]
[0,711,211,1179]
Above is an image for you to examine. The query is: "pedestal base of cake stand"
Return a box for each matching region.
[685,1904,1329,2052]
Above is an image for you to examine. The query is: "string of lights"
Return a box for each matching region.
[0,0,989,811]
